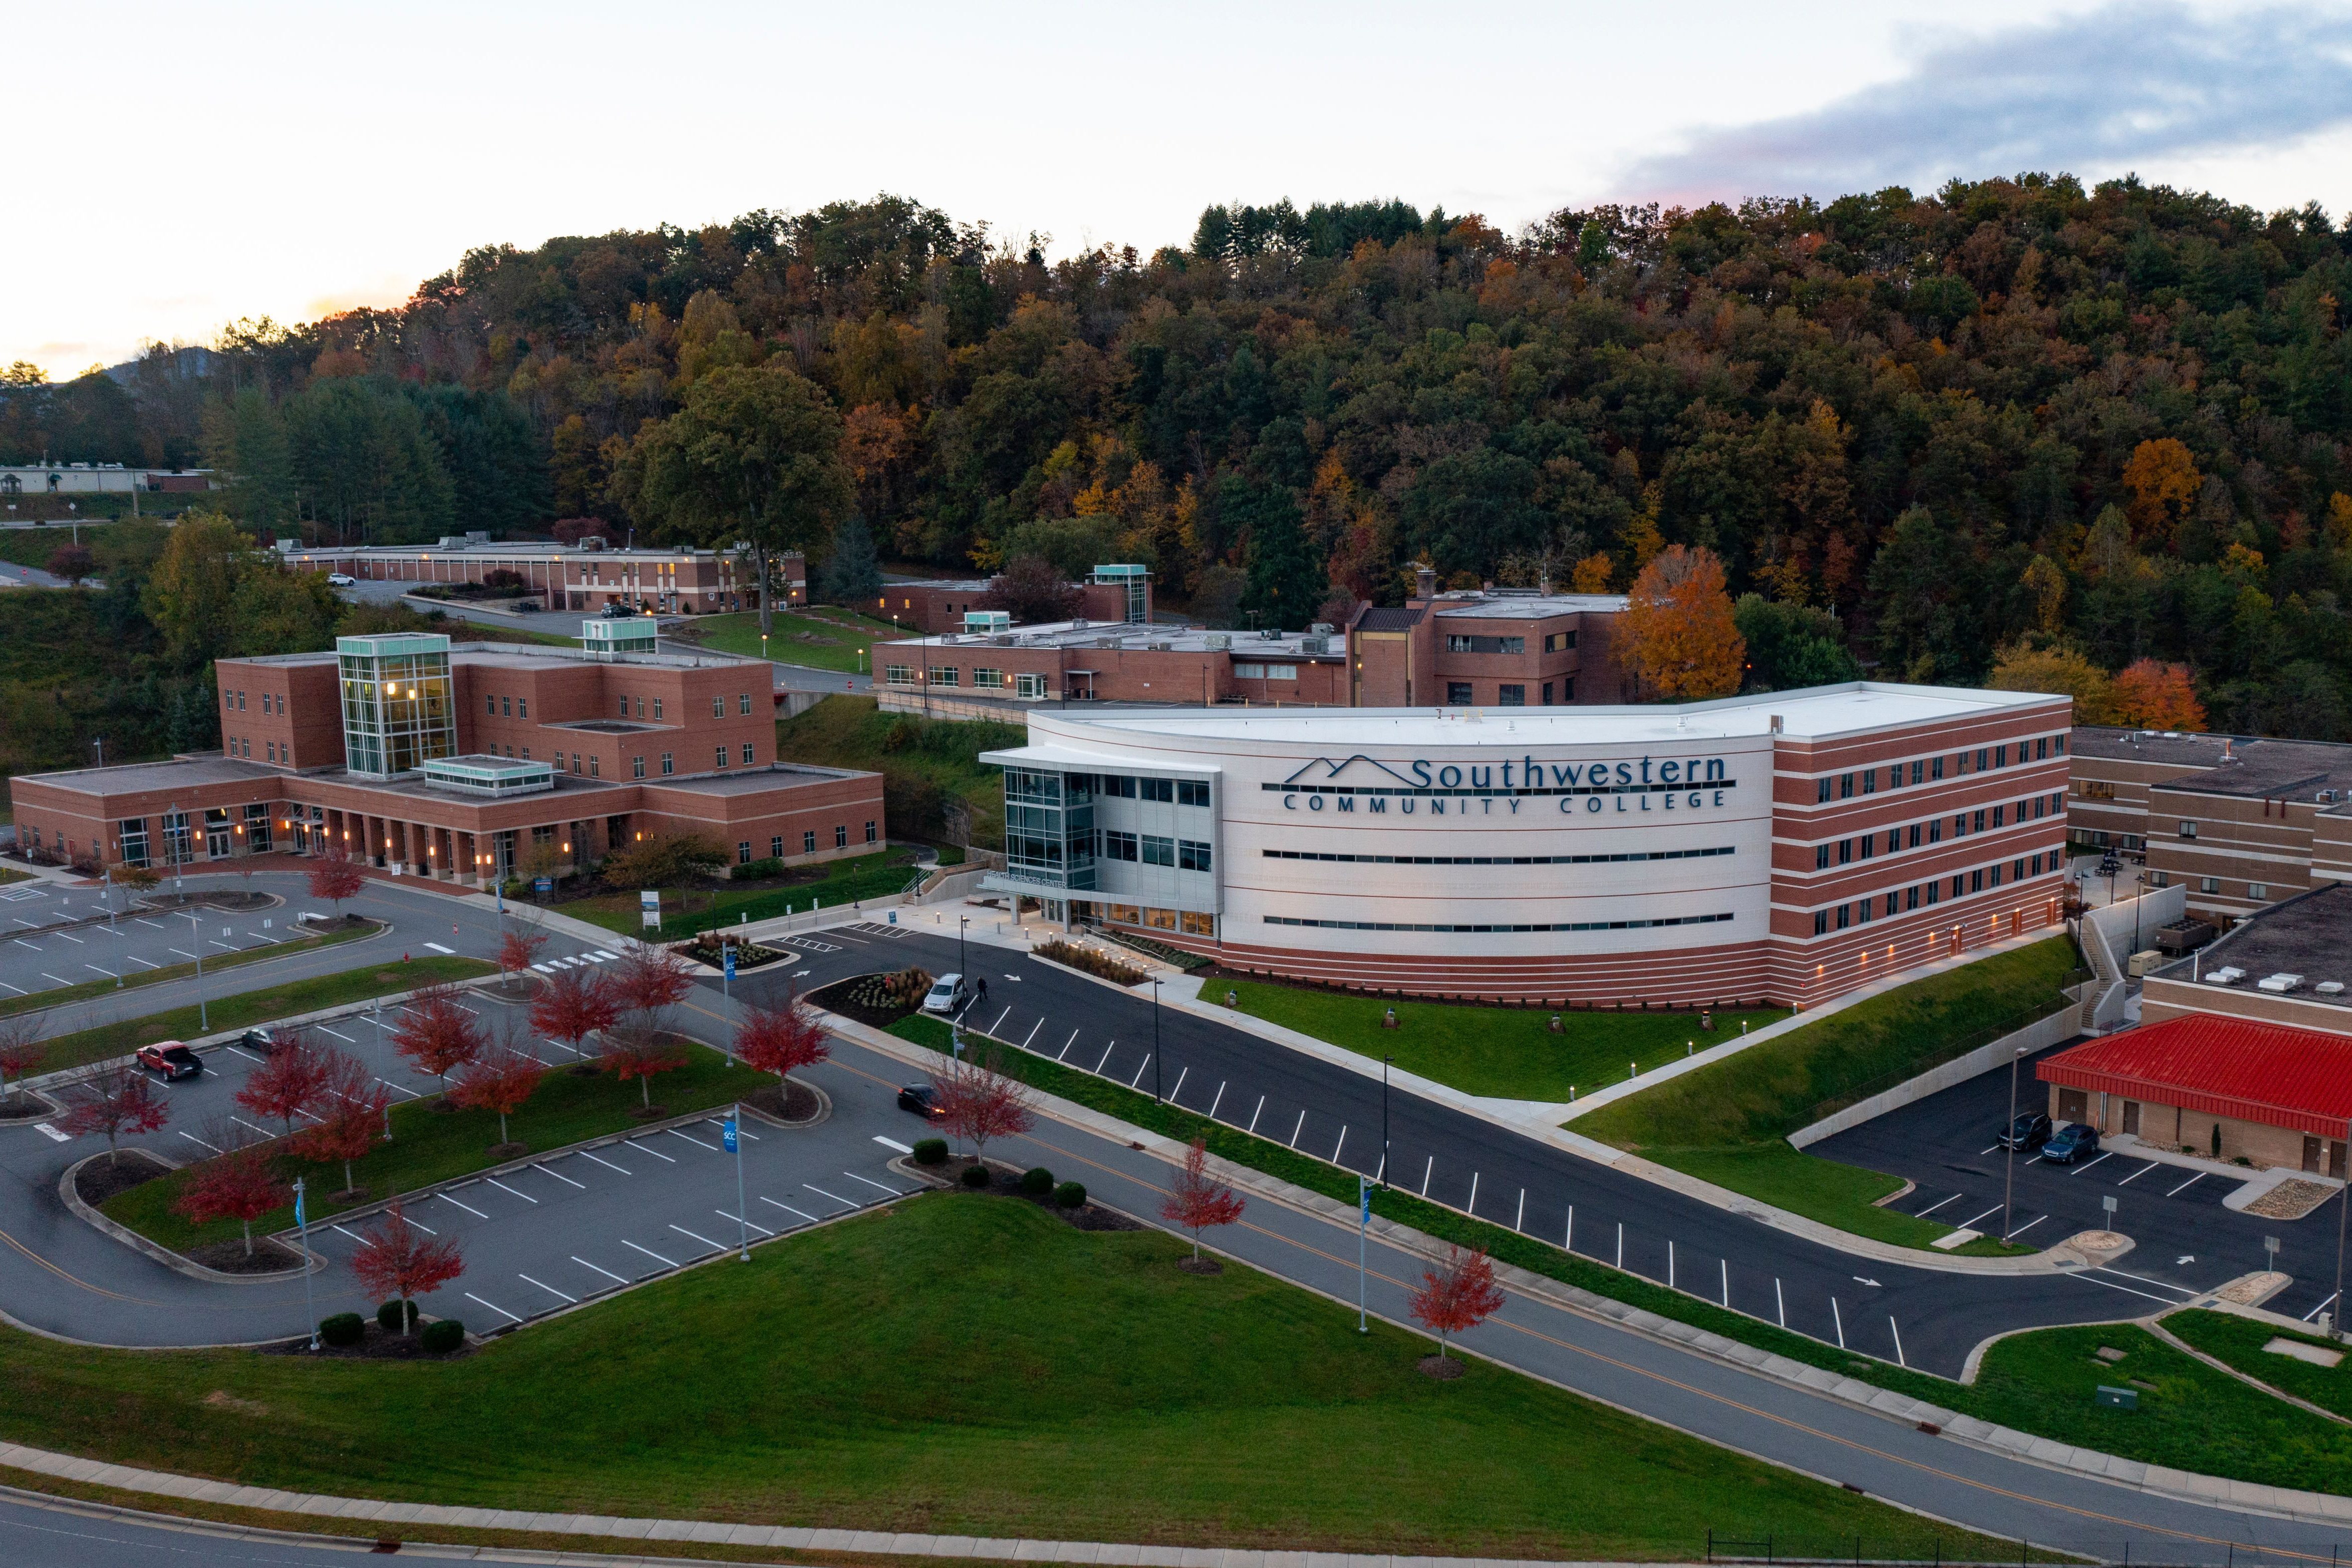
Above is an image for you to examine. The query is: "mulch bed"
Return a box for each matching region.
[73,1149,171,1206]
[186,1237,308,1276]
[742,1079,821,1123]
[138,890,277,913]
[1417,1354,1464,1380]
[927,1158,1143,1232]
[293,913,376,933]
[808,975,916,1031]
[1178,1256,1224,1275]
[672,936,791,973]
[487,1141,528,1161]
[257,1320,472,1360]
[0,1092,54,1122]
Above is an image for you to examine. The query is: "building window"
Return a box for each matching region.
[1138,777,1173,803]
[2179,820,2197,838]
[716,746,728,769]
[487,695,497,716]
[886,664,916,685]
[974,667,1005,689]
[1812,909,1828,934]
[2055,734,2067,756]
[1836,903,1850,929]
[2249,882,2268,900]
[1909,760,1922,785]
[769,835,784,859]
[1929,818,1942,843]
[1837,839,1852,865]
[1992,804,2004,828]
[1446,635,1473,653]
[660,752,673,775]
[236,691,246,711]
[652,699,664,719]
[619,696,630,718]
[1497,636,1524,655]
[1545,631,1576,652]
[1498,684,1526,706]
[1817,778,1832,803]
[2199,875,2219,895]
[1445,682,1473,705]
[864,820,877,843]
[571,753,581,774]
[1142,835,1175,867]
[2036,737,2048,760]
[1931,756,1945,781]
[1862,768,1877,794]
[742,743,754,765]
[518,698,527,718]
[834,824,847,848]
[803,830,816,854]
[1104,830,1139,861]
[1906,885,1919,910]
[1178,780,1210,807]
[1015,673,1046,699]
[1542,681,1554,705]
[738,841,752,864]
[930,666,960,687]
[1179,839,1212,872]
[1971,869,1984,892]
[265,741,276,762]
[633,756,646,779]
[1926,879,1939,904]
[1815,844,1830,869]
[1181,910,1216,936]
[591,755,601,777]
[713,697,725,718]
[520,747,530,761]
[1858,896,1872,923]
[1859,833,1874,860]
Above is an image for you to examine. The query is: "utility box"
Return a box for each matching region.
[2096,1385,2138,1410]
[2127,950,2165,978]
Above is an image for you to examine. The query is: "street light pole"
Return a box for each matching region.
[372,1003,392,1139]
[2001,1043,2031,1243]
[183,909,208,1032]
[296,1178,318,1350]
[1381,1056,1391,1189]
[1152,977,1163,1104]
[2335,1113,2349,1343]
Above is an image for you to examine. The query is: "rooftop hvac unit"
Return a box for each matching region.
[2316,981,2345,996]
[1261,628,1280,640]
[1147,641,1171,652]
[1205,633,1231,651]
[1310,621,1334,635]
[2204,966,2246,985]
[1095,637,1118,649]
[1071,617,1089,630]
[1300,635,1329,654]
[2256,973,2305,993]
[992,634,1014,647]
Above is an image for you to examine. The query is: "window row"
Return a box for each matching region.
[746,822,876,861]
[1443,679,1573,706]
[1263,846,1734,865]
[1266,911,1735,933]
[1809,852,2056,933]
[1233,663,1300,680]
[1814,735,2067,802]
[884,664,1048,698]
[1810,794,2064,867]
[1097,831,1213,871]
[1081,902,1217,937]
[223,689,285,715]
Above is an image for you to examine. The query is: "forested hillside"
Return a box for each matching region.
[5,175,2350,737]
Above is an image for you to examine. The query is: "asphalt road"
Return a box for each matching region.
[1816,1041,2345,1325]
[727,920,2199,1378]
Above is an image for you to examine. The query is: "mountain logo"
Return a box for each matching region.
[1280,755,1417,786]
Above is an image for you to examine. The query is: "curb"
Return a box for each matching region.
[59,1151,324,1286]
[820,1007,2352,1531]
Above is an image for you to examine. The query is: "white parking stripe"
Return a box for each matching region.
[759,1196,821,1224]
[177,1130,221,1154]
[1956,1203,2003,1231]
[464,1291,523,1324]
[376,1078,422,1099]
[804,1183,858,1209]
[225,1046,263,1063]
[668,1222,725,1252]
[2115,1160,2160,1185]
[717,1209,776,1237]
[572,1255,629,1285]
[484,1177,539,1204]
[2166,1172,2206,1197]
[42,973,73,987]
[2003,1214,2045,1240]
[518,1273,576,1304]
[230,1115,273,1138]
[424,942,456,955]
[2068,1151,2116,1176]
[626,1140,678,1163]
[667,1127,717,1151]
[53,932,84,945]
[0,980,24,995]
[124,955,159,970]
[317,1026,356,1043]
[1912,1192,1961,1216]
[401,1213,438,1235]
[872,1135,914,1153]
[83,964,117,980]
[841,1171,905,1195]
[135,918,165,929]
[706,1116,757,1140]
[620,1238,677,1269]
[437,1192,490,1219]
[535,1163,587,1189]
[577,1149,633,1175]
[332,1224,377,1247]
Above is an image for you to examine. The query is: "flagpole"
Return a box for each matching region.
[1357,1174,1369,1334]
[732,1104,749,1261]
[296,1178,319,1350]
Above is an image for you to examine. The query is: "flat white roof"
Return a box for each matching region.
[1027,683,2066,748]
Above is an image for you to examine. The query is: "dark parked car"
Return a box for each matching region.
[136,1043,203,1081]
[1997,1112,2052,1151]
[237,1027,296,1055]
[599,601,640,618]
[898,1084,946,1120]
[2041,1123,2102,1164]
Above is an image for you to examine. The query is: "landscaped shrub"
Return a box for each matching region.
[377,1299,418,1332]
[419,1319,465,1353]
[318,1312,365,1347]
[1035,938,1147,987]
[1053,1180,1086,1209]
[1021,1166,1053,1195]
[912,1137,948,1165]
[731,858,785,881]
[844,967,933,1017]
[959,1162,992,1188]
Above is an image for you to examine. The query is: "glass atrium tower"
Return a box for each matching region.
[337,634,457,777]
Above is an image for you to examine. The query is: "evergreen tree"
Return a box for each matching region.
[1239,487,1327,629]
[818,514,884,602]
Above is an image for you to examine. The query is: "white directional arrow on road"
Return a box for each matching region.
[1852,1276,1882,1288]
[2178,1255,2196,1265]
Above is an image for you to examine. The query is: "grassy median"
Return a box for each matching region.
[0,1195,2023,1558]
[551,848,921,938]
[1221,979,1786,1103]
[0,919,380,1024]
[2165,1311,2352,1422]
[33,955,495,1074]
[672,605,906,673]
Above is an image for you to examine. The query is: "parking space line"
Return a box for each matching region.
[53,932,84,945]
[464,1291,524,1325]
[704,1117,758,1141]
[535,1163,587,1189]
[2068,1151,2116,1176]
[572,1255,628,1285]
[401,1213,438,1236]
[177,1130,221,1154]
[10,939,40,953]
[626,1140,678,1163]
[841,1172,905,1195]
[668,1222,726,1253]
[437,1192,490,1219]
[872,1135,913,1153]
[333,1224,376,1247]
[804,1183,858,1209]
[666,1128,717,1151]
[620,1238,677,1270]
[2090,1266,2198,1296]
[316,1025,356,1042]
[229,1115,273,1139]
[135,917,165,929]
[376,1078,422,1099]
[83,964,117,981]
[42,973,73,987]
[577,1150,633,1175]
[1912,1192,1960,1217]
[717,1209,775,1237]
[484,1177,539,1204]
[2165,1172,2205,1197]
[759,1196,820,1224]
[2115,1161,2160,1185]
[2002,1215,2045,1240]
[225,1046,264,1063]
[2067,1270,2185,1307]
[518,1273,576,1303]
[425,942,456,955]
[124,955,159,970]
[1956,1203,2002,1231]
[0,981,23,996]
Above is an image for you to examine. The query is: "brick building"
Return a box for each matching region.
[2138,883,2352,1037]
[12,631,881,886]
[278,538,807,614]
[874,564,1152,635]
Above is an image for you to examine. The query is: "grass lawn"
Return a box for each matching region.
[0,919,378,1023]
[1571,937,2082,1250]
[674,605,907,673]
[2166,1311,2352,1421]
[1223,979,1786,1102]
[886,1014,2352,1499]
[105,1040,773,1248]
[3,1195,2012,1558]
[0,862,26,881]
[549,848,923,938]
[775,695,1021,850]
[32,955,495,1074]
[0,519,161,569]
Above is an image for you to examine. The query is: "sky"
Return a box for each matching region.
[10,0,2352,379]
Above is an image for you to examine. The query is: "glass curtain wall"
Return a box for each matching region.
[338,635,457,777]
[1004,769,1094,891]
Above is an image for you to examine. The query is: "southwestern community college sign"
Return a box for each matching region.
[1274,754,1732,816]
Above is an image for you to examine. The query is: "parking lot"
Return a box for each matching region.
[1813,1040,2345,1327]
[0,879,390,1000]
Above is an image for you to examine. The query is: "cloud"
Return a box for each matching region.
[1619,4,2352,205]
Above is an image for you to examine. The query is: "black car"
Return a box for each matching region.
[897,1084,945,1120]
[136,1043,203,1081]
[599,601,640,618]
[2041,1123,2102,1164]
[1997,1112,2052,1151]
[237,1027,296,1055]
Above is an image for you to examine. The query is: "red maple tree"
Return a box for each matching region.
[930,1047,1035,1166]
[0,1014,46,1111]
[306,844,366,917]
[601,1026,686,1110]
[529,967,619,1063]
[59,1066,170,1166]
[292,1050,392,1195]
[234,1029,329,1138]
[733,993,829,1086]
[612,938,697,1036]
[390,985,484,1094]
[172,1145,287,1257]
[349,1200,465,1335]
[1158,1136,1246,1262]
[496,923,548,992]
[1407,1245,1507,1363]
[451,1044,546,1145]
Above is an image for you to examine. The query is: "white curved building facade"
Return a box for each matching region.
[982,684,2076,1008]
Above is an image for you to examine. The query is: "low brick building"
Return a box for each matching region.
[2037,1014,2352,1176]
[876,622,1349,707]
[874,564,1152,635]
[1350,584,1631,708]
[279,538,806,615]
[2139,883,2352,1037]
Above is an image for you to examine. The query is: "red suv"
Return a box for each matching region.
[136,1043,203,1081]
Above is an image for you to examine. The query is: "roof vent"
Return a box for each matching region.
[1147,641,1171,652]
[1769,714,1784,735]
[2316,981,2345,996]
[1300,635,1329,654]
[2221,738,2236,762]
[2205,966,2246,986]
[2256,973,2305,994]
[1310,622,1334,636]
[1071,617,1089,630]
[1205,633,1231,651]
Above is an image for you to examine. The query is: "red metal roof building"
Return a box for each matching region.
[2037,1014,2352,1176]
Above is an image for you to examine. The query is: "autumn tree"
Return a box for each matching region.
[173,1145,286,1257]
[46,543,95,586]
[307,843,365,917]
[390,984,484,1094]
[978,554,1082,625]
[2110,658,2207,731]
[930,1046,1035,1166]
[234,1029,328,1138]
[628,363,849,640]
[733,994,829,1086]
[0,1015,46,1111]
[1407,1245,1506,1364]
[1158,1137,1245,1263]
[531,966,619,1062]
[350,1200,464,1335]
[496,921,548,993]
[1569,553,1615,593]
[611,938,697,1041]
[291,1050,391,1195]
[1990,641,2116,724]
[1621,544,1744,699]
[451,1039,546,1147]
[601,1026,686,1112]
[59,1066,169,1166]
[2120,438,2200,546]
